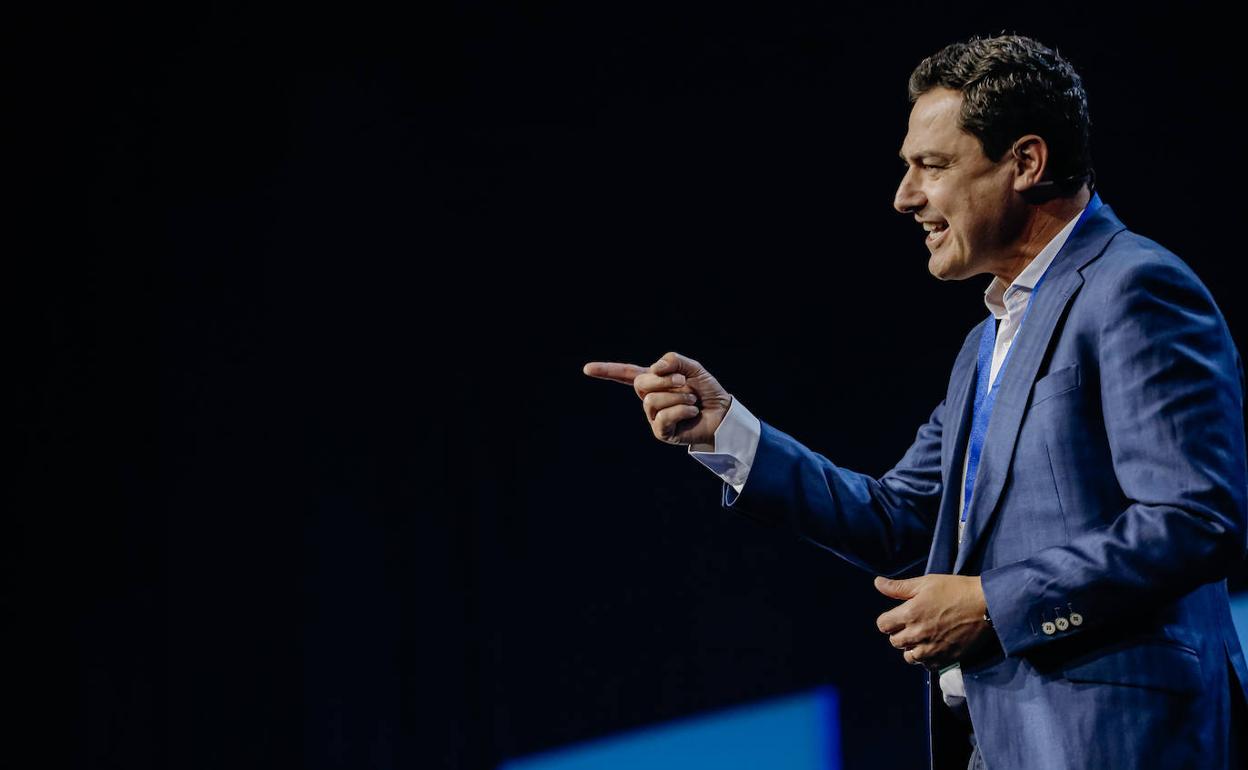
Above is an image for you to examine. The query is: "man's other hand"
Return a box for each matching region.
[874,574,995,669]
[582,351,733,447]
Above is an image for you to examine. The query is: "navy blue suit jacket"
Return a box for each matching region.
[722,202,1248,769]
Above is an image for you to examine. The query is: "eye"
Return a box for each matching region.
[900,160,945,174]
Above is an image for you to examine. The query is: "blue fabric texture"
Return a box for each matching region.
[962,195,1104,531]
[721,200,1248,769]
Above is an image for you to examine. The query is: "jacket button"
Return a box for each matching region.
[1042,621,1057,635]
[1069,612,1083,626]
[1055,616,1070,631]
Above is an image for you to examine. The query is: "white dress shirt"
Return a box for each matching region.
[688,203,1088,706]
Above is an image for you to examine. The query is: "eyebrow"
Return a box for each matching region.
[898,150,954,163]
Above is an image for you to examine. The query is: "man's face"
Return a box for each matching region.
[894,87,1021,281]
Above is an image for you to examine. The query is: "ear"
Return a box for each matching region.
[1009,134,1050,193]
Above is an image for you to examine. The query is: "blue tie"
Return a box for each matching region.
[959,193,1103,540]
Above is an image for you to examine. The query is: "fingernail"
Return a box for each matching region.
[672,373,686,387]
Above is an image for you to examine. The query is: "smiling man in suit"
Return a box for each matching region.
[584,34,1248,769]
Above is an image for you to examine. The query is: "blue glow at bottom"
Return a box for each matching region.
[499,687,840,770]
[1232,591,1248,656]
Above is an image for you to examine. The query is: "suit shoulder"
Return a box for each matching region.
[1077,230,1240,374]
[1079,228,1215,305]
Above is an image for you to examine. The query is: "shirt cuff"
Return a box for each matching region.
[687,396,762,494]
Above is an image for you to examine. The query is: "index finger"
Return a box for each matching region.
[582,361,648,385]
[876,603,909,635]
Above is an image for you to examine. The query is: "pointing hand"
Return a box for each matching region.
[582,351,733,447]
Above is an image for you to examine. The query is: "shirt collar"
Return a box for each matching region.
[983,203,1088,319]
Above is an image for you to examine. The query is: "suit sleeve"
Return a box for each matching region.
[720,399,946,577]
[981,257,1248,656]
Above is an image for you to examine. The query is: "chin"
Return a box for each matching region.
[927,255,956,281]
[928,251,973,282]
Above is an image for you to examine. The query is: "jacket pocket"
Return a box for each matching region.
[1061,637,1203,696]
[1031,363,1080,406]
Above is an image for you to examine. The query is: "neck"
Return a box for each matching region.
[992,186,1092,286]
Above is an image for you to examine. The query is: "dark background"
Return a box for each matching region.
[12,2,1248,768]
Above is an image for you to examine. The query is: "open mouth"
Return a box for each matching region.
[924,222,949,247]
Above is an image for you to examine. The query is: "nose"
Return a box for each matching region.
[893,166,925,214]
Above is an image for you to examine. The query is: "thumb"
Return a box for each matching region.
[874,575,920,600]
[651,351,694,381]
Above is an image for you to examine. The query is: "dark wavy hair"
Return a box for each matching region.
[908,34,1093,196]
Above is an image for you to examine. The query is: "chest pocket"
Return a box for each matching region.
[1031,363,1080,406]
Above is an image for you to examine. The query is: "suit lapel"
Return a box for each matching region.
[952,203,1128,574]
[925,330,981,575]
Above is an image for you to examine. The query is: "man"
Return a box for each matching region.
[584,35,1248,769]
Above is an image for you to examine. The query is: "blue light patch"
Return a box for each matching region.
[1232,591,1248,655]
[499,686,840,770]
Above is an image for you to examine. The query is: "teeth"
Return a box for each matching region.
[923,222,947,232]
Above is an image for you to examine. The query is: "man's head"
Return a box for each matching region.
[893,35,1093,282]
